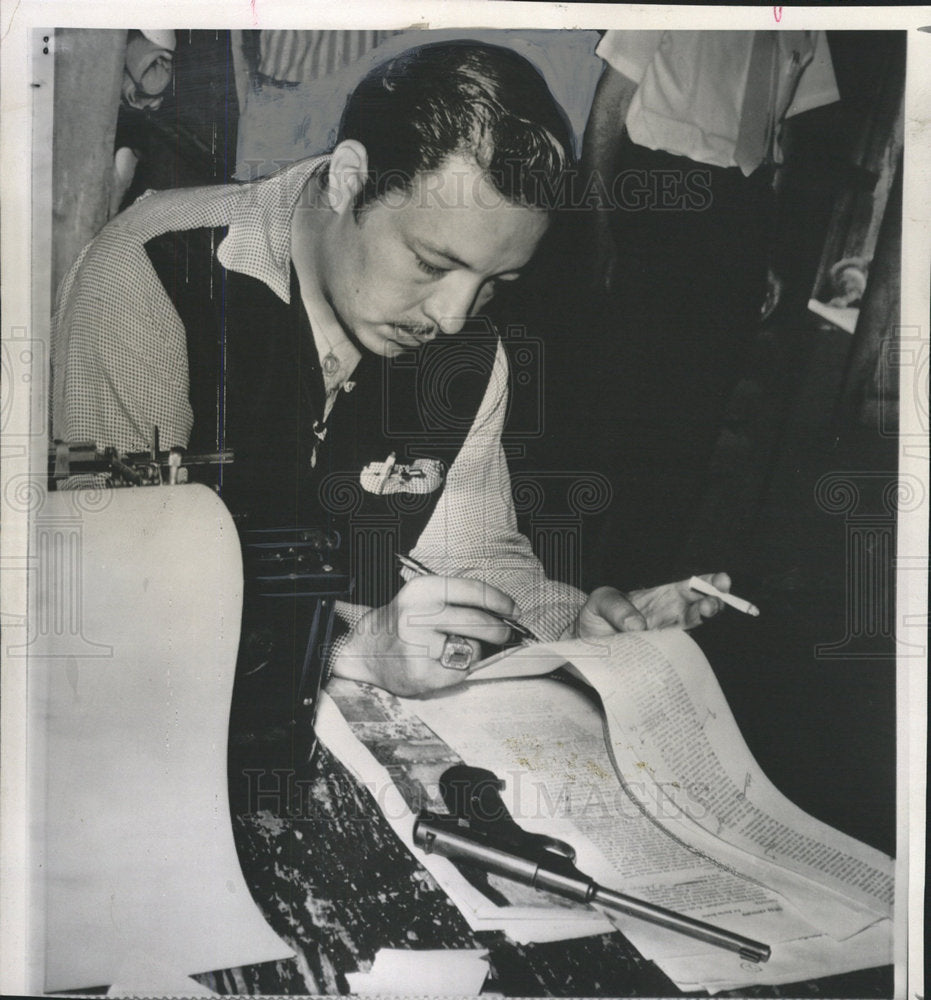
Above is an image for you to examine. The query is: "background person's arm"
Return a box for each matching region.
[580,63,640,294]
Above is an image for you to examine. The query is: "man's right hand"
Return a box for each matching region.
[332,575,520,697]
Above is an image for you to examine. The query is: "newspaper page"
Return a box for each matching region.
[411,633,893,988]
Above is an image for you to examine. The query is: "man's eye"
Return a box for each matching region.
[415,255,448,278]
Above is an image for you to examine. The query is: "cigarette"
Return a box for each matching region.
[688,576,760,617]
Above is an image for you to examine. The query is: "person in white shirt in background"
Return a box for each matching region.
[580,31,839,586]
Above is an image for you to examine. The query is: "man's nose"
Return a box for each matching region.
[424,276,482,336]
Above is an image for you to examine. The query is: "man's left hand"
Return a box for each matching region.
[571,573,731,638]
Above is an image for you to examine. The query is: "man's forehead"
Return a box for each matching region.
[380,156,508,208]
[377,158,548,270]
[411,202,546,271]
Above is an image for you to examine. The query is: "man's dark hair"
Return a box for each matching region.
[337,40,574,213]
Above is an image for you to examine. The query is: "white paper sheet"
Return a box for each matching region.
[33,487,293,992]
[315,628,894,989]
[571,631,893,919]
[345,948,489,996]
[657,920,891,994]
[105,950,219,997]
[471,633,893,918]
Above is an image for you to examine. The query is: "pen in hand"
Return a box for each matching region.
[396,553,538,642]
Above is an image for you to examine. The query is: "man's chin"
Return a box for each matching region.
[343,325,394,357]
[366,330,422,356]
[378,337,410,357]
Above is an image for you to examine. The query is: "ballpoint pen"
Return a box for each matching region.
[396,552,538,642]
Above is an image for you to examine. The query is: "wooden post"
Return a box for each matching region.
[52,29,126,300]
[838,152,902,429]
[230,30,251,118]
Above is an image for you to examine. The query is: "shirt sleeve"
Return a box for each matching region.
[594,30,664,86]
[51,213,194,457]
[408,340,587,641]
[785,30,840,118]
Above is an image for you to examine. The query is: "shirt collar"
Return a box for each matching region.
[216,154,330,303]
[217,154,362,389]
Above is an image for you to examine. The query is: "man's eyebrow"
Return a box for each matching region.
[414,238,526,277]
[414,239,472,270]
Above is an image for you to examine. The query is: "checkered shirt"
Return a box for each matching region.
[50,156,587,641]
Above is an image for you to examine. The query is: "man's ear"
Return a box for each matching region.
[326,140,369,215]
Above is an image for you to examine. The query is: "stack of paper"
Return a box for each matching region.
[316,629,894,992]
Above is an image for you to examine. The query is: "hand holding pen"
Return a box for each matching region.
[396,553,537,672]
[328,555,532,696]
[397,554,536,640]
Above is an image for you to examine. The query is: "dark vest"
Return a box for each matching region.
[145,227,497,608]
